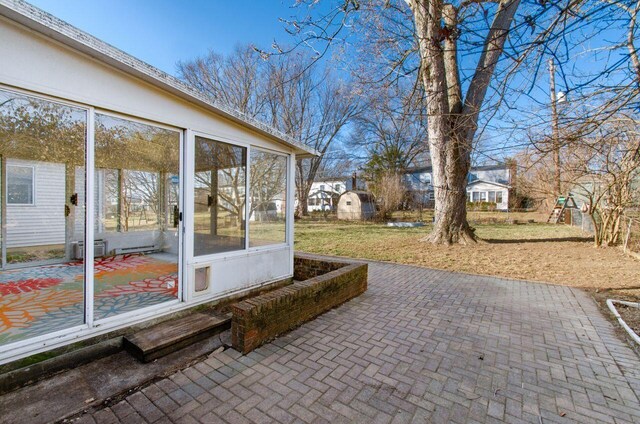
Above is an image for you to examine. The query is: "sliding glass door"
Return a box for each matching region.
[0,88,86,345]
[0,87,186,348]
[93,113,181,320]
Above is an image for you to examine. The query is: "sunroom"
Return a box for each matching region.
[0,1,315,364]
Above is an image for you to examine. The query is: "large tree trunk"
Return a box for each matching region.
[411,0,477,244]
[296,185,309,217]
[408,0,520,244]
[424,123,476,244]
[430,181,474,244]
[427,132,476,244]
[295,159,310,217]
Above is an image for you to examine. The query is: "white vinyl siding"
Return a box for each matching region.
[466,181,509,211]
[6,158,66,247]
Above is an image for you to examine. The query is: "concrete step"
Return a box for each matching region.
[124,312,231,362]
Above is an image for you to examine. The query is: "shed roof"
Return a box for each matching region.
[0,0,318,158]
[344,190,376,203]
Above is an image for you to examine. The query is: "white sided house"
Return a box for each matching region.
[404,164,514,211]
[306,178,351,212]
[0,1,316,364]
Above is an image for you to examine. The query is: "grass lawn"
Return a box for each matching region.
[294,216,640,291]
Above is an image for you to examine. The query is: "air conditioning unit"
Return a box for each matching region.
[74,240,108,259]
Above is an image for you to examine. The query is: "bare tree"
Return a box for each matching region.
[352,82,429,179]
[275,1,591,244]
[371,172,406,219]
[567,116,640,246]
[264,54,361,216]
[315,147,358,180]
[507,0,640,202]
[401,0,522,243]
[178,47,360,217]
[248,151,287,220]
[178,45,268,117]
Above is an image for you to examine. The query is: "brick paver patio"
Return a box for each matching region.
[76,261,640,424]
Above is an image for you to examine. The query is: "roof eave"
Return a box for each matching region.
[467,179,511,189]
[0,0,319,158]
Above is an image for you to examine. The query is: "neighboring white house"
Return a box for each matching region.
[307,179,349,212]
[466,180,509,208]
[304,174,367,212]
[404,164,514,211]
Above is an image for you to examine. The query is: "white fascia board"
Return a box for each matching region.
[0,0,319,158]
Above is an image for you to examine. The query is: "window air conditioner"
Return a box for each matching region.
[74,240,108,259]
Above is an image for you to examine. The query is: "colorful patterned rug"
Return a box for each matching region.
[0,254,178,346]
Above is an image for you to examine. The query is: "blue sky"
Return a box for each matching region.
[29,0,300,76]
[27,1,634,164]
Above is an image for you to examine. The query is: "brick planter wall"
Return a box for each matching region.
[293,255,347,281]
[231,255,368,354]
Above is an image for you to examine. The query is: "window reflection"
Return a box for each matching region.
[93,113,180,320]
[194,136,246,256]
[0,88,86,344]
[249,150,287,246]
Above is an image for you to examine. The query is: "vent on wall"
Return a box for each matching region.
[74,240,107,259]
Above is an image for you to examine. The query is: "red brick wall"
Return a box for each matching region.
[231,255,368,354]
[293,254,351,281]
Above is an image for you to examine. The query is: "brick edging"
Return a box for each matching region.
[231,256,368,353]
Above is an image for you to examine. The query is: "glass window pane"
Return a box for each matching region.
[496,191,503,204]
[7,165,34,204]
[249,150,287,247]
[0,88,86,345]
[488,191,496,203]
[194,136,246,256]
[94,113,180,320]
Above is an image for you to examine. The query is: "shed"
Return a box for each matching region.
[337,191,376,220]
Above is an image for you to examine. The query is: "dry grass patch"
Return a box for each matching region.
[295,219,640,290]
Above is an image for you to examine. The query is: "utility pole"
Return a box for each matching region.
[549,58,561,197]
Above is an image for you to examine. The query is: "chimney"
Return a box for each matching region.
[508,160,517,186]
[507,159,517,209]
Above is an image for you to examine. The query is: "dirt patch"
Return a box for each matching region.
[617,304,640,336]
[591,289,640,355]
[593,289,640,338]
